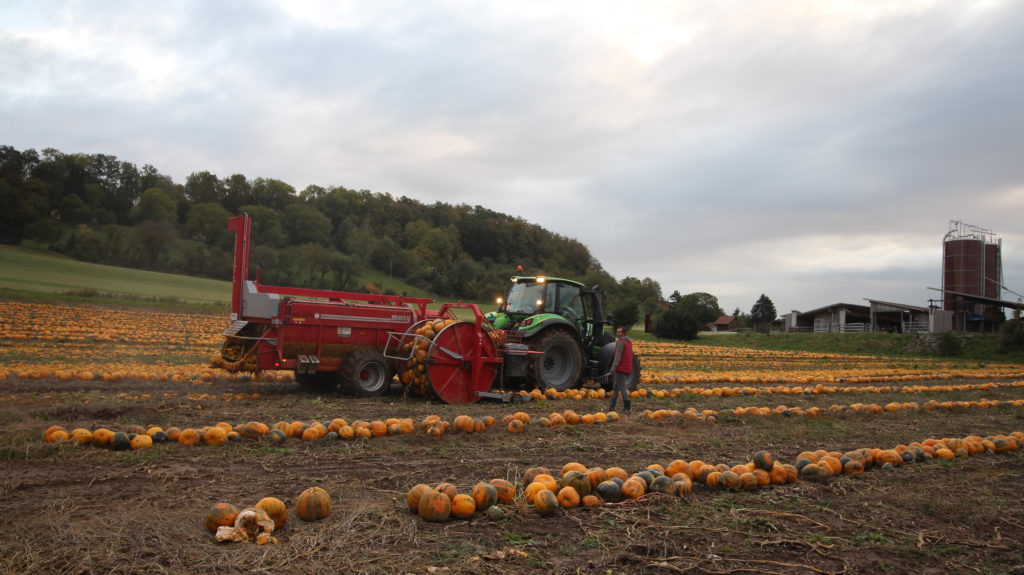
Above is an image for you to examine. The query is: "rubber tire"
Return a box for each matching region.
[296,371,338,392]
[339,350,393,397]
[527,329,583,392]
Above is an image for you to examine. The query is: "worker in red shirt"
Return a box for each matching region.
[605,326,633,414]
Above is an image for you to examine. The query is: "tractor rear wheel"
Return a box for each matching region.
[296,371,338,392]
[527,329,583,392]
[339,350,393,397]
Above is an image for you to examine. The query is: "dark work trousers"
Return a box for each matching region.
[607,371,631,413]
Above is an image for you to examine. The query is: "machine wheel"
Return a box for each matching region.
[296,371,339,392]
[527,329,583,392]
[425,321,499,404]
[339,350,393,397]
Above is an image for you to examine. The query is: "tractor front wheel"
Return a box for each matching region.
[339,350,393,397]
[528,329,583,392]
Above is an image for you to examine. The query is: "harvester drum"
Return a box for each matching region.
[385,303,506,404]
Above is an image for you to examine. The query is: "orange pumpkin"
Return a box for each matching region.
[129,434,153,450]
[666,459,689,477]
[605,467,629,481]
[560,462,587,476]
[739,472,758,491]
[406,484,433,512]
[490,478,516,503]
[531,474,559,493]
[296,487,332,521]
[178,428,200,446]
[673,475,693,496]
[204,426,228,446]
[585,467,608,489]
[557,486,581,508]
[581,494,602,507]
[820,456,843,475]
[452,415,474,433]
[621,477,646,499]
[720,471,742,491]
[418,489,451,522]
[92,428,115,447]
[43,425,67,442]
[470,482,497,510]
[69,428,93,445]
[205,502,240,532]
[434,482,459,502]
[369,421,388,437]
[523,481,548,503]
[450,494,476,519]
[255,497,288,529]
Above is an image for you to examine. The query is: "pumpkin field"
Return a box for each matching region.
[2,300,1024,574]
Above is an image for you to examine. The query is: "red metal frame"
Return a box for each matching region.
[223,215,505,403]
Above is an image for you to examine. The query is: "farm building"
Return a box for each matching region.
[782,303,871,333]
[706,315,737,332]
[782,301,955,334]
[865,300,952,333]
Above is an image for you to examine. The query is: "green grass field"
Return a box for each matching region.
[0,245,232,307]
[0,245,447,310]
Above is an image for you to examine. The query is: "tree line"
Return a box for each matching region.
[0,144,776,338]
[0,145,611,300]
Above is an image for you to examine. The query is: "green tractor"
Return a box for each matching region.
[485,276,641,392]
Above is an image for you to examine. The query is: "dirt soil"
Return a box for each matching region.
[1,375,1023,575]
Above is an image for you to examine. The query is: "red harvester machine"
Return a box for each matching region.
[217,215,514,403]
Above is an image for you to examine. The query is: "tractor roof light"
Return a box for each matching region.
[536,277,546,283]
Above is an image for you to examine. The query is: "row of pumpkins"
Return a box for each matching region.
[405,430,1024,522]
[641,397,1024,422]
[398,376,1024,405]
[633,379,1024,399]
[39,409,627,449]
[204,487,332,545]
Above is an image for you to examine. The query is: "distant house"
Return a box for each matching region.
[707,315,737,332]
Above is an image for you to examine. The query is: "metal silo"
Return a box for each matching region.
[942,221,1003,330]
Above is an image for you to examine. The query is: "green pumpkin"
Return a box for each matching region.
[533,489,558,517]
[561,471,591,497]
[595,480,623,503]
[110,431,131,451]
[649,475,676,495]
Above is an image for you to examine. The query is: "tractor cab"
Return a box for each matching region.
[486,276,619,391]
[490,277,600,339]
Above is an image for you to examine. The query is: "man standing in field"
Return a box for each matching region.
[605,326,634,414]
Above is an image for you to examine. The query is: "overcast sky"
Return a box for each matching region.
[3,0,1023,316]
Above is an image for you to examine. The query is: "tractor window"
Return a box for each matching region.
[557,284,584,321]
[505,282,546,314]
